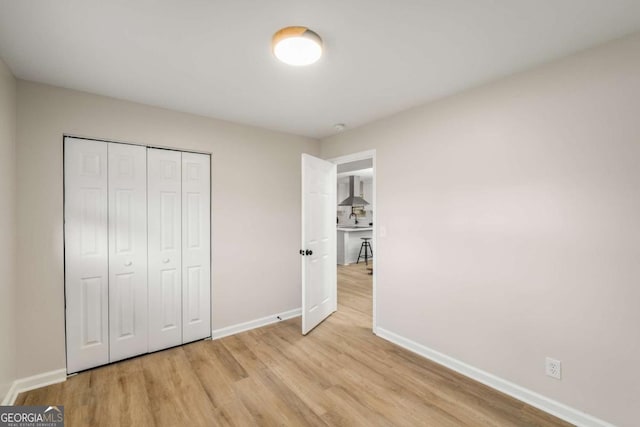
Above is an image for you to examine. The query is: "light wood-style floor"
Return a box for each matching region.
[17,263,572,426]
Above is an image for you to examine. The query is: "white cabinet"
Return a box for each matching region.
[65,138,211,373]
[337,229,373,265]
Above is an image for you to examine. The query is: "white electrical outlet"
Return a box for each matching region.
[545,357,562,380]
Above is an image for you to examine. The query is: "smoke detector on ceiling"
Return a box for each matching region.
[334,123,346,132]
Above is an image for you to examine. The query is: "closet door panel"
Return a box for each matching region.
[108,143,148,362]
[148,148,182,351]
[182,153,211,343]
[64,137,109,373]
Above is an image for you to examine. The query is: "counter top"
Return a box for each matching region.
[337,226,373,232]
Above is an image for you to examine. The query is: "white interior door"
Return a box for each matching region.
[148,148,183,352]
[108,143,148,362]
[181,152,211,343]
[64,137,109,373]
[301,154,337,334]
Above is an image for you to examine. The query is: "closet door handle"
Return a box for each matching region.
[124,261,133,267]
[162,258,170,264]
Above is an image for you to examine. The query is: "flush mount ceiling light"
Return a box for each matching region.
[272,26,323,66]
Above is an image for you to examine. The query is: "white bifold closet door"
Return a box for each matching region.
[148,148,183,352]
[108,143,148,362]
[181,152,211,343]
[65,139,110,373]
[147,149,211,351]
[65,139,149,372]
[66,139,211,373]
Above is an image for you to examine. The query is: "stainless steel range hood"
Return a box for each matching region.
[339,176,369,206]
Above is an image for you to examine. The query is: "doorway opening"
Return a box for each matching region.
[330,150,376,332]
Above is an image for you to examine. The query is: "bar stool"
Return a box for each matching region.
[357,237,373,266]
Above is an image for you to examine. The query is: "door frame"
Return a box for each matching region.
[326,149,377,333]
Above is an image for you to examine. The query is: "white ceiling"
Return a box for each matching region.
[1,1,640,138]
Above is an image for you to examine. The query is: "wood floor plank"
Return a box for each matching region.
[140,348,217,427]
[211,399,257,427]
[219,334,268,374]
[14,263,573,426]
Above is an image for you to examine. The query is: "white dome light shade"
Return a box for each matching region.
[272,27,323,66]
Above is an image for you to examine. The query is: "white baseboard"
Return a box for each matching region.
[375,327,613,427]
[211,308,301,340]
[1,368,67,406]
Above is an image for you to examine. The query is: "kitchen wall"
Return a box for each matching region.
[15,81,319,378]
[337,175,373,225]
[321,33,640,426]
[0,58,17,399]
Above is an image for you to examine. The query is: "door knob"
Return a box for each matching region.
[124,261,133,267]
[163,258,170,263]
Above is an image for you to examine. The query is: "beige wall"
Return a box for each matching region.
[0,59,17,399]
[15,81,319,378]
[321,33,640,426]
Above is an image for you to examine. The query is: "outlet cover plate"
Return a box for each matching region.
[545,357,562,380]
